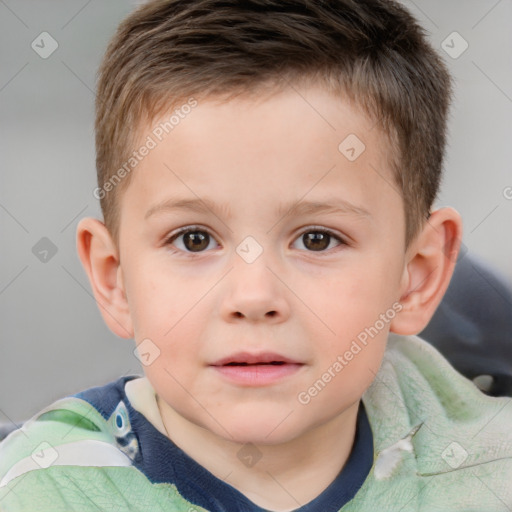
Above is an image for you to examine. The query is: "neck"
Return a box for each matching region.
[157,396,360,512]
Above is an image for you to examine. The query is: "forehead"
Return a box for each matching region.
[121,84,401,227]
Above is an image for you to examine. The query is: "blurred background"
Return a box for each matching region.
[1,0,511,423]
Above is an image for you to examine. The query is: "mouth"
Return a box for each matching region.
[223,361,287,366]
[210,352,302,367]
[210,352,304,386]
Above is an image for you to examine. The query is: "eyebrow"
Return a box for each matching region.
[144,196,371,221]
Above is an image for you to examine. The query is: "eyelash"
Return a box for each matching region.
[164,225,347,257]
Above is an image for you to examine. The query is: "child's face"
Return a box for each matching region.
[117,84,409,444]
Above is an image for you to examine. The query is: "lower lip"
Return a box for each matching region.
[211,363,303,386]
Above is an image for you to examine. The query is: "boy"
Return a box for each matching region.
[1,0,511,510]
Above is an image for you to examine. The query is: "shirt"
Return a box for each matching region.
[2,334,512,511]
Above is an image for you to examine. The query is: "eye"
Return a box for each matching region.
[292,227,346,253]
[164,225,347,256]
[165,225,219,254]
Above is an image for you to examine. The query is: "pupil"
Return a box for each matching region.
[185,231,209,252]
[181,231,330,253]
[304,232,329,251]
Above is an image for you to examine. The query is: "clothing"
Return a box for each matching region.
[1,333,512,511]
[420,253,512,396]
[0,377,372,512]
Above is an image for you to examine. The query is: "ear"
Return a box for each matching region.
[76,217,133,339]
[390,207,463,335]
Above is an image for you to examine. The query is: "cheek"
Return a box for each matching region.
[123,266,178,341]
[317,266,395,323]
[129,277,208,355]
[312,259,399,366]
[321,328,388,404]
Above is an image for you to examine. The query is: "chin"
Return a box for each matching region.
[215,415,304,447]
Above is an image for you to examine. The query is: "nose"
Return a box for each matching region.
[220,251,290,323]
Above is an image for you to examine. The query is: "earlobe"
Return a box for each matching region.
[390,207,463,335]
[76,217,133,339]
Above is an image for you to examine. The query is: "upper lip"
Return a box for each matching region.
[210,352,302,366]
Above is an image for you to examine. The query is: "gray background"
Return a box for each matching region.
[1,0,511,423]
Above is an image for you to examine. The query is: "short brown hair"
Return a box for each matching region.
[94,0,453,248]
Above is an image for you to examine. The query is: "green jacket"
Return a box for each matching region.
[1,334,511,511]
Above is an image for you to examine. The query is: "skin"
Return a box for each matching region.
[77,83,462,511]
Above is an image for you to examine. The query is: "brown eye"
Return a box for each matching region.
[293,228,345,253]
[303,232,330,251]
[166,227,217,254]
[182,231,210,252]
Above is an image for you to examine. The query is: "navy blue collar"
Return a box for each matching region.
[75,375,373,511]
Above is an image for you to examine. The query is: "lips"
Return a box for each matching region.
[211,352,302,366]
[210,351,304,386]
